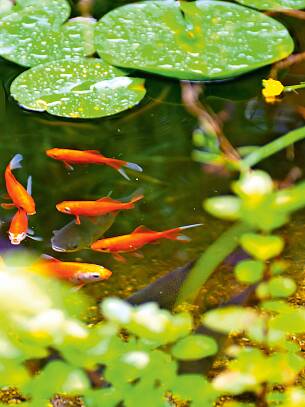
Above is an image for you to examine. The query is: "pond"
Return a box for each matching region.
[1,2,305,309]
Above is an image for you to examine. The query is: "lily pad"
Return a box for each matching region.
[235,0,305,10]
[10,58,146,119]
[95,0,294,80]
[0,5,95,66]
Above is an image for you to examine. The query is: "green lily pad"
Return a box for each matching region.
[10,58,146,119]
[95,0,294,80]
[0,3,94,67]
[235,0,305,10]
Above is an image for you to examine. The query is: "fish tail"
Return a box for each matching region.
[10,154,23,170]
[124,161,143,173]
[27,176,32,195]
[118,167,131,180]
[163,224,202,241]
[130,194,144,204]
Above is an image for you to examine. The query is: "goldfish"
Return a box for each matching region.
[46,148,143,180]
[8,209,42,245]
[56,194,143,224]
[90,223,202,261]
[2,154,36,215]
[32,256,112,285]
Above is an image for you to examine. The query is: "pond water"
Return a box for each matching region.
[0,3,305,307]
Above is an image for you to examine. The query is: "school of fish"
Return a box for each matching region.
[0,149,202,286]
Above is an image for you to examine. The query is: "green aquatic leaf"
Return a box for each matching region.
[10,58,146,119]
[234,259,265,284]
[0,11,95,67]
[171,334,218,360]
[95,0,294,80]
[240,234,284,261]
[256,276,296,299]
[234,0,305,10]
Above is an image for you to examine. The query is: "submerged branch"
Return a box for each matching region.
[175,222,252,306]
[181,81,240,161]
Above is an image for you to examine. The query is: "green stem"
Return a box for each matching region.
[242,125,305,169]
[285,83,305,92]
[175,222,253,306]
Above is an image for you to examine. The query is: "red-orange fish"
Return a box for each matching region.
[46,148,143,180]
[56,194,144,224]
[90,224,202,261]
[3,154,36,215]
[32,256,112,285]
[8,209,28,245]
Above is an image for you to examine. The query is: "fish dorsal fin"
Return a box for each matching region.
[97,197,119,203]
[85,150,102,155]
[41,254,61,262]
[132,225,154,234]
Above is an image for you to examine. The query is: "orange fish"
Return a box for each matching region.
[8,209,28,245]
[56,194,144,224]
[3,154,36,215]
[33,256,112,285]
[46,148,143,180]
[90,224,202,262]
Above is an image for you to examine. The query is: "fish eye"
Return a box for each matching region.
[92,273,101,279]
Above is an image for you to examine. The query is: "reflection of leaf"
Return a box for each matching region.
[10,58,146,119]
[8,0,70,24]
[0,0,95,67]
[95,0,294,80]
[235,0,305,10]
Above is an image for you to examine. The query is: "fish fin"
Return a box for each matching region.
[27,234,43,241]
[175,235,191,242]
[1,193,10,200]
[75,215,81,225]
[124,162,143,173]
[113,253,127,263]
[85,150,101,155]
[118,168,131,181]
[1,203,15,209]
[71,283,85,292]
[64,162,74,171]
[10,154,23,170]
[27,228,34,235]
[129,251,144,259]
[40,254,60,262]
[96,196,119,203]
[26,176,32,195]
[179,223,203,231]
[132,225,154,234]
[130,194,144,204]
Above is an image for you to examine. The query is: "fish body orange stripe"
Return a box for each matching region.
[91,224,202,253]
[46,148,126,169]
[5,159,36,215]
[56,195,143,219]
[33,259,112,283]
[9,209,28,245]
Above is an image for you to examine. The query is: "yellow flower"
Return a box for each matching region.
[262,78,284,103]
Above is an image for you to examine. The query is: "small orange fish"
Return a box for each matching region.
[90,224,202,261]
[33,256,112,285]
[3,154,36,215]
[8,209,28,245]
[56,194,144,224]
[46,148,143,180]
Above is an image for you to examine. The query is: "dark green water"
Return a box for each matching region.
[1,3,305,302]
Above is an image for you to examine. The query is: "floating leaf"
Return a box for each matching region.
[10,58,146,119]
[240,234,284,261]
[171,334,218,360]
[204,196,241,221]
[256,276,296,299]
[234,260,264,284]
[95,0,294,80]
[0,8,95,66]
[235,0,305,10]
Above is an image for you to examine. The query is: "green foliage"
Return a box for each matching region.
[10,58,146,119]
[95,0,293,80]
[234,0,305,10]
